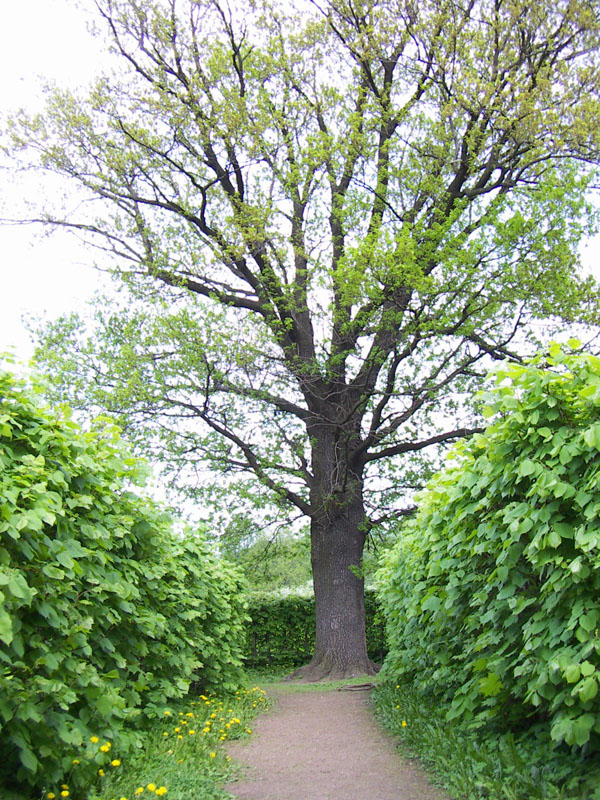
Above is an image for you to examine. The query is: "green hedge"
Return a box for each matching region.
[243,589,387,668]
[378,346,600,752]
[0,369,247,795]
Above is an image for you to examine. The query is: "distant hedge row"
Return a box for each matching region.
[244,589,387,668]
[0,369,247,795]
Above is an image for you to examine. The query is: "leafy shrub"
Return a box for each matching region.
[377,345,600,752]
[244,589,386,668]
[0,368,247,794]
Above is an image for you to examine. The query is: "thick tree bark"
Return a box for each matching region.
[290,428,379,680]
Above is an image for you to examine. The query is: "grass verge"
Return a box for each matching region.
[38,686,268,800]
[374,681,600,800]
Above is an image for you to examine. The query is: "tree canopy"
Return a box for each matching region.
[7,0,600,675]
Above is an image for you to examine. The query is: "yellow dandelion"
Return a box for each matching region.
[189,729,195,735]
[402,720,407,727]
[134,788,144,795]
[100,745,110,753]
[186,712,194,718]
[209,752,216,758]
[163,732,168,737]
[246,729,252,734]
[72,759,80,765]
[174,727,181,733]
[164,710,171,716]
[155,789,167,797]
[98,769,105,776]
[47,794,56,799]
[90,736,100,743]
[60,792,69,798]
[111,759,121,767]
[177,759,183,764]
[61,786,68,791]
[177,734,183,739]
[147,784,156,792]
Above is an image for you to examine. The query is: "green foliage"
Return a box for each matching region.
[50,687,268,800]
[375,681,600,800]
[378,346,600,754]
[244,590,386,668]
[217,523,312,593]
[0,368,247,795]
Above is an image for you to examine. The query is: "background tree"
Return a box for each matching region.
[7,0,600,677]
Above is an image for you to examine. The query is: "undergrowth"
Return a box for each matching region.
[374,681,600,800]
[31,686,268,800]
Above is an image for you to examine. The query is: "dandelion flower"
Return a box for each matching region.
[147,784,156,792]
[189,729,195,735]
[163,732,168,737]
[177,735,183,740]
[47,794,56,799]
[61,793,69,798]
[209,752,216,759]
[134,789,144,795]
[90,736,100,743]
[164,711,171,716]
[246,729,252,734]
[98,769,105,776]
[174,727,181,733]
[61,786,68,790]
[100,745,110,753]
[155,789,167,797]
[72,759,80,765]
[402,720,407,727]
[111,759,121,767]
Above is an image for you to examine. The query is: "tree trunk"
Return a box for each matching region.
[290,429,379,681]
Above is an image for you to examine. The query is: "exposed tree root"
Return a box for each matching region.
[285,652,380,683]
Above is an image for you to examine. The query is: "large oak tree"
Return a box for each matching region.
[8,0,600,677]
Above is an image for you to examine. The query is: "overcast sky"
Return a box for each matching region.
[0,0,110,364]
[1,0,599,369]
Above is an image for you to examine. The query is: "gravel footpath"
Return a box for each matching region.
[224,687,449,800]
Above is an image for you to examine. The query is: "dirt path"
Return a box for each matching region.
[224,687,449,800]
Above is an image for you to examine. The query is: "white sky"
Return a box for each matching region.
[1,0,599,368]
[0,0,110,364]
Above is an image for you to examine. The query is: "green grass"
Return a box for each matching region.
[374,681,600,800]
[36,686,269,800]
[265,676,381,693]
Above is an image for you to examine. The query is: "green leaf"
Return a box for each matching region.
[479,672,503,697]
[583,424,600,450]
[518,459,537,477]
[0,607,13,645]
[578,677,598,703]
[19,746,38,774]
